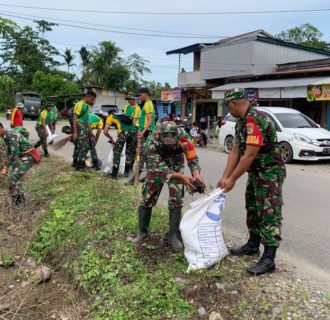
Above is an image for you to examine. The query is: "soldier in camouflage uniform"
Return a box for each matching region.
[103,110,137,179]
[217,88,286,275]
[72,91,96,170]
[34,103,53,157]
[0,123,38,205]
[72,113,103,170]
[0,123,9,209]
[132,121,205,249]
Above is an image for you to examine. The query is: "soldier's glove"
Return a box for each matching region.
[188,180,206,195]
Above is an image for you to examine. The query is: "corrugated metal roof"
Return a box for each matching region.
[166,43,214,55]
[214,30,274,45]
[211,76,330,91]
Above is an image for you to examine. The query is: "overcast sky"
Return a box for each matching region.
[1,0,330,87]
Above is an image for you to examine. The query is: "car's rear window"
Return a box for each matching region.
[101,105,118,112]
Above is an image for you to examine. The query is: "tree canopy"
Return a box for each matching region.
[276,23,330,51]
[0,17,172,110]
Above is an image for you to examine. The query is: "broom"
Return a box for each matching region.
[51,134,73,151]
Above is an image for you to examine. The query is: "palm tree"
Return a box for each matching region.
[63,48,75,72]
[79,46,90,74]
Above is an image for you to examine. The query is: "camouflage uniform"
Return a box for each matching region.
[5,130,36,199]
[138,99,156,171]
[106,114,137,169]
[141,128,200,210]
[73,101,91,163]
[235,106,286,247]
[133,121,201,249]
[35,109,52,154]
[0,137,8,206]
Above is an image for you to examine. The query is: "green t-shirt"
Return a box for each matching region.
[74,100,90,124]
[37,110,52,126]
[139,100,155,133]
[51,106,57,121]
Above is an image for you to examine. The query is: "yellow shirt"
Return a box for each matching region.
[139,100,155,132]
[37,110,51,126]
[106,115,122,133]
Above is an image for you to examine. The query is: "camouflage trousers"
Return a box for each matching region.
[8,156,35,197]
[138,132,150,171]
[113,130,137,168]
[73,137,98,162]
[75,123,90,162]
[245,172,284,247]
[141,171,184,210]
[35,125,47,151]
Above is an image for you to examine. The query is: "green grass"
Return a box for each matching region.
[29,166,193,320]
[25,158,330,320]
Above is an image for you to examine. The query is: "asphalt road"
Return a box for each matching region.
[3,119,330,287]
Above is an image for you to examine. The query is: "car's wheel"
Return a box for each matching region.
[279,142,293,164]
[224,135,234,154]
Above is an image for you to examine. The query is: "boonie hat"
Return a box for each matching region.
[16,103,24,108]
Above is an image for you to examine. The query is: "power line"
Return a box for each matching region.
[0,9,226,38]
[0,12,226,39]
[0,3,329,15]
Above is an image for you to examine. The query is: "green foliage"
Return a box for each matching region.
[29,171,193,319]
[143,80,163,98]
[32,70,80,105]
[0,17,19,39]
[0,75,14,111]
[276,23,330,51]
[0,20,60,89]
[63,48,76,72]
[1,253,14,268]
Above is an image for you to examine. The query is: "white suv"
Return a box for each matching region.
[219,107,330,163]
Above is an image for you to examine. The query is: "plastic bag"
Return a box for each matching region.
[180,188,228,271]
[46,125,57,145]
[119,143,126,175]
[103,144,126,174]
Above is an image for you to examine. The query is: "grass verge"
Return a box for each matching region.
[26,158,329,320]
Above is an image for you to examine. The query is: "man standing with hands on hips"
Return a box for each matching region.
[217,88,285,276]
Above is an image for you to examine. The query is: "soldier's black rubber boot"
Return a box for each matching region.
[124,164,131,177]
[132,206,152,244]
[75,160,85,171]
[92,160,101,171]
[230,233,261,256]
[111,167,118,180]
[246,246,277,276]
[43,149,49,157]
[71,158,77,168]
[169,207,183,250]
[34,142,40,149]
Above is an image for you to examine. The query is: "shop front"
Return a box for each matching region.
[211,77,330,129]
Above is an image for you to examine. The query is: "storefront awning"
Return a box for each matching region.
[211,76,330,99]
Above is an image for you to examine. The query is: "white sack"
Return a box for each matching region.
[180,188,228,271]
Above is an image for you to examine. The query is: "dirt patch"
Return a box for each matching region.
[0,158,90,320]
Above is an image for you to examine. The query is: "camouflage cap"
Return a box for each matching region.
[125,93,137,100]
[14,126,30,139]
[222,88,247,106]
[160,121,178,145]
[160,121,178,133]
